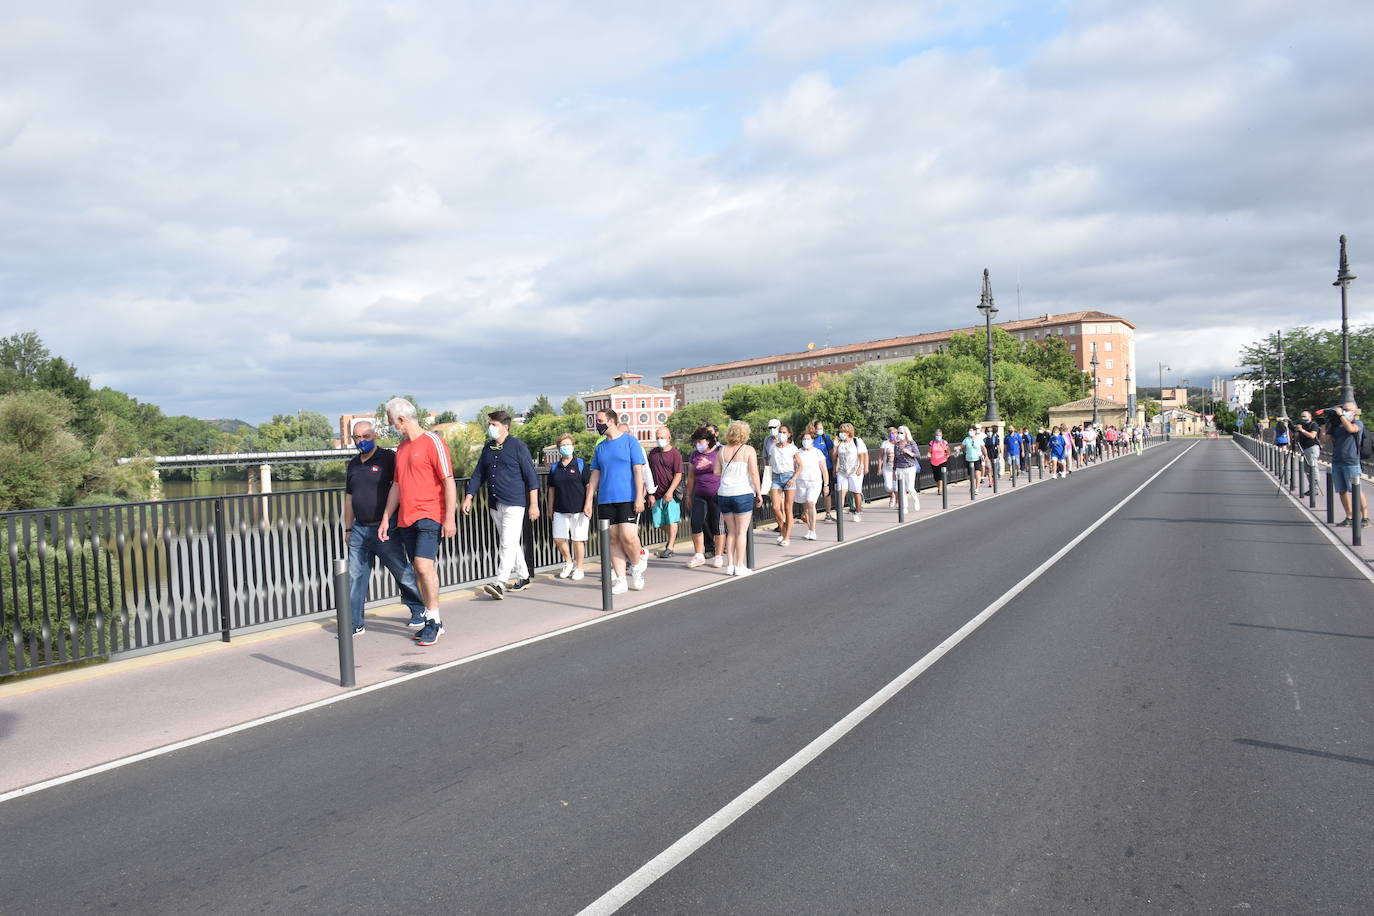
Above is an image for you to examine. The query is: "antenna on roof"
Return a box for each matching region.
[1016,271,1022,320]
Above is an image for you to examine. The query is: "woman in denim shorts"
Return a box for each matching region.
[767,424,799,546]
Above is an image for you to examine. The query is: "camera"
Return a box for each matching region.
[1314,406,1353,430]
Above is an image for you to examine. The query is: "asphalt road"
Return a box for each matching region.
[4,440,1372,915]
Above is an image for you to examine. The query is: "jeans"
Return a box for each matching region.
[349,524,426,630]
[491,503,530,584]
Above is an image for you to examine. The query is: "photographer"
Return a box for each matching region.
[1295,410,1322,490]
[1325,401,1369,527]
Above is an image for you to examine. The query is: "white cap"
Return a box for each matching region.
[767,418,780,428]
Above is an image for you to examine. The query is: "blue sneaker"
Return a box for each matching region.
[406,611,427,628]
[415,619,444,646]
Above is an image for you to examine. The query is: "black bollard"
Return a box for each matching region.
[746,515,756,568]
[941,473,949,510]
[599,517,613,612]
[332,558,355,688]
[1354,478,1364,547]
[1309,460,1318,509]
[1327,471,1335,523]
[836,493,846,542]
[969,460,977,500]
[897,474,906,522]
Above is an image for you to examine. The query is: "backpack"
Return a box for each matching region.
[929,439,949,464]
[1361,432,1373,462]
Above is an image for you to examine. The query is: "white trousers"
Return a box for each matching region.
[895,467,919,508]
[491,503,529,583]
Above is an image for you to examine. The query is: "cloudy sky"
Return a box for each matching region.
[2,0,1371,424]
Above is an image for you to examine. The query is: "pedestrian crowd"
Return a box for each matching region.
[1269,400,1370,527]
[341,400,1151,646]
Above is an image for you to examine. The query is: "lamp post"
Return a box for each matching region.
[1090,342,1101,426]
[1158,362,1170,440]
[978,269,999,423]
[1260,363,1268,425]
[1126,364,1134,424]
[1276,331,1287,421]
[1334,235,1356,403]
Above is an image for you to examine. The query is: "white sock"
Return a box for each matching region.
[427,610,441,624]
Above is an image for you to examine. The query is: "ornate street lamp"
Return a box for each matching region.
[1090,342,1101,426]
[1276,331,1287,421]
[1334,235,1357,403]
[977,269,999,422]
[1126,363,1134,422]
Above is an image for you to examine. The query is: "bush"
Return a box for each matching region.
[0,530,124,668]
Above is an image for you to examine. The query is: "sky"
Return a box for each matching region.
[2,0,1372,425]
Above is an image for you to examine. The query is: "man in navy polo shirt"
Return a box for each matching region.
[342,419,427,635]
[463,409,541,599]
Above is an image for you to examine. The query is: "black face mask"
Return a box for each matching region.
[595,422,609,435]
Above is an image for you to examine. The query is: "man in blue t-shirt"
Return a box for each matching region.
[584,408,649,594]
[1327,401,1369,527]
[1005,426,1022,470]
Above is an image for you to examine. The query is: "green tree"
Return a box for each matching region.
[510,412,584,460]
[0,390,91,510]
[0,330,51,385]
[474,404,516,424]
[1238,325,1373,414]
[434,410,458,424]
[375,395,431,429]
[561,394,583,416]
[667,401,729,442]
[525,394,555,418]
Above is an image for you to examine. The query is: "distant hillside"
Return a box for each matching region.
[204,418,256,435]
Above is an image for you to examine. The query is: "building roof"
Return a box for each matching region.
[583,382,672,398]
[661,311,1135,380]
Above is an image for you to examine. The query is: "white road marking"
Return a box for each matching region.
[575,443,1199,915]
[0,441,1170,806]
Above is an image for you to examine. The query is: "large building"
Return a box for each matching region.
[580,373,677,443]
[661,311,1137,406]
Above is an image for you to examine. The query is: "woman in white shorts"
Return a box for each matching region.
[793,431,828,540]
[768,424,799,546]
[832,422,869,521]
[545,433,590,579]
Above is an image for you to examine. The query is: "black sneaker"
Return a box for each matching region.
[508,577,531,592]
[1336,518,1351,527]
[703,549,716,560]
[483,582,506,599]
[656,548,675,559]
[415,619,444,646]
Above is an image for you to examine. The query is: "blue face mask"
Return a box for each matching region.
[559,444,575,458]
[356,439,375,453]
[487,424,501,440]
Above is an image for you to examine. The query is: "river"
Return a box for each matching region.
[158,479,341,500]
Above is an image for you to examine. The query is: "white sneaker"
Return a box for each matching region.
[779,539,789,547]
[630,575,645,591]
[735,566,753,577]
[632,549,648,576]
[557,562,574,579]
[804,530,817,540]
[853,513,862,522]
[611,576,629,595]
[711,556,725,568]
[570,568,585,581]
[726,565,735,576]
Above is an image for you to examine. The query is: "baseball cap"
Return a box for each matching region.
[767,418,780,428]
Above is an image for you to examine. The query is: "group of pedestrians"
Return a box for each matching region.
[1272,401,1369,527]
[342,403,1155,646]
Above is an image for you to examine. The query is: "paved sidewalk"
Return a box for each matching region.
[0,448,1154,796]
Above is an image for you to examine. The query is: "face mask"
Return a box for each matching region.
[838,432,848,441]
[889,433,897,441]
[559,444,574,458]
[769,429,779,438]
[802,438,813,448]
[356,439,375,453]
[487,424,501,440]
[815,427,823,435]
[656,438,669,449]
[695,442,708,453]
[595,422,609,435]
[777,433,788,442]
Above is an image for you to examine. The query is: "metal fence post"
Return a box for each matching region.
[1327,471,1335,523]
[897,474,906,522]
[332,558,355,688]
[1353,479,1363,547]
[991,456,998,493]
[969,460,977,500]
[213,497,232,643]
[1309,460,1318,509]
[599,517,613,612]
[941,470,949,510]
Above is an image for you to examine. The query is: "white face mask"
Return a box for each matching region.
[656,438,669,449]
[777,433,788,442]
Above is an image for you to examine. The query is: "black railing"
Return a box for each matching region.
[1,450,986,677]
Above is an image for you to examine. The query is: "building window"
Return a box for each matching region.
[1070,343,1076,352]
[1106,377,1115,386]
[1105,360,1114,369]
[1104,342,1113,351]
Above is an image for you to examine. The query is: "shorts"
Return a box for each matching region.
[651,497,681,527]
[597,501,638,525]
[717,492,755,515]
[771,470,795,492]
[396,518,441,562]
[1331,462,1363,494]
[968,458,983,471]
[836,473,863,492]
[552,511,589,542]
[794,477,823,503]
[881,468,895,492]
[931,463,946,482]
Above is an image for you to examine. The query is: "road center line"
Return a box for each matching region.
[576,442,1199,916]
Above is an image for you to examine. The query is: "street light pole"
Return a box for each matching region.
[978,269,999,423]
[1276,330,1287,421]
[1126,364,1134,424]
[1158,362,1170,441]
[1334,235,1357,404]
[1090,342,1101,426]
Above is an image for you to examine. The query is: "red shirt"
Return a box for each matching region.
[394,432,453,527]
